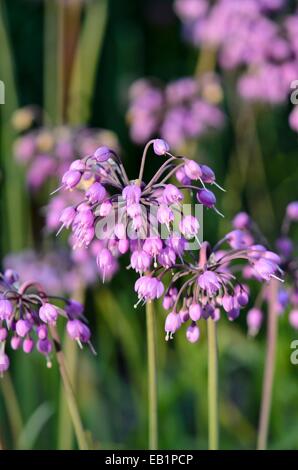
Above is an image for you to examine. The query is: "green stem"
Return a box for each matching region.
[219,85,275,235]
[1,373,23,448]
[57,288,84,450]
[257,279,278,450]
[57,335,78,449]
[146,301,158,450]
[178,47,217,160]
[207,318,219,450]
[61,0,83,120]
[0,0,30,252]
[67,0,109,125]
[44,0,64,124]
[50,326,88,450]
[195,47,216,78]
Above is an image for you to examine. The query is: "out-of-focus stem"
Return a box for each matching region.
[0,0,30,252]
[181,47,217,161]
[57,335,78,449]
[244,107,275,227]
[207,317,219,450]
[138,140,154,185]
[57,288,84,450]
[146,301,158,450]
[67,0,109,124]
[220,87,275,234]
[50,325,88,450]
[195,47,216,78]
[62,0,82,120]
[257,279,279,450]
[1,373,23,448]
[44,0,64,124]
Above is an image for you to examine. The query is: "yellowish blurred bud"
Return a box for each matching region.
[78,176,95,191]
[11,108,34,131]
[36,131,54,152]
[202,83,223,104]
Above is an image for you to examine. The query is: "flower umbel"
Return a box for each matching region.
[135,235,282,343]
[232,203,298,335]
[0,269,94,376]
[55,139,224,279]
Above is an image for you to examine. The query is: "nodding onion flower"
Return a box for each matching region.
[0,269,94,376]
[134,234,282,343]
[54,139,225,280]
[232,203,298,336]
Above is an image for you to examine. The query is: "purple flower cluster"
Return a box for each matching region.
[14,120,119,190]
[12,107,121,284]
[134,231,282,343]
[45,195,119,282]
[0,269,93,376]
[231,203,298,336]
[55,139,224,280]
[175,0,298,129]
[127,75,224,148]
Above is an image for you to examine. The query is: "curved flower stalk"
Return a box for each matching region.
[127,75,224,149]
[232,203,298,450]
[0,268,93,449]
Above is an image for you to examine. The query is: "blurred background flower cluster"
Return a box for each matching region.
[0,0,298,450]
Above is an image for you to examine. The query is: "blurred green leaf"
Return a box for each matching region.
[17,402,54,450]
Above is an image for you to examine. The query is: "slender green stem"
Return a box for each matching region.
[61,0,82,119]
[195,47,216,78]
[207,318,219,450]
[57,288,84,450]
[1,373,23,447]
[0,0,30,252]
[257,279,278,450]
[57,335,78,449]
[67,0,109,125]
[44,0,64,124]
[50,326,88,450]
[146,301,158,450]
[138,140,154,185]
[57,0,64,124]
[219,86,275,236]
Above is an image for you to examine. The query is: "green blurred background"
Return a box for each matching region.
[0,0,298,450]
